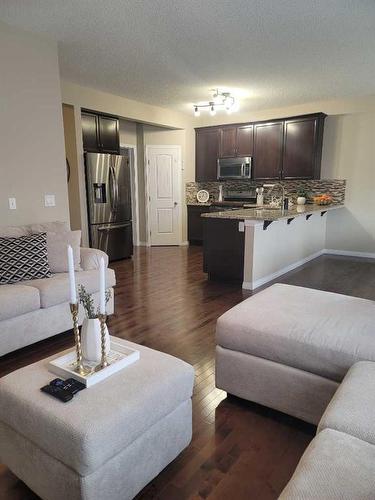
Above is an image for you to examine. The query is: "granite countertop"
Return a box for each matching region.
[201,203,344,222]
[187,201,255,207]
[187,202,212,207]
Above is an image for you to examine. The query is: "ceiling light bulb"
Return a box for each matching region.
[210,105,216,116]
[224,97,232,110]
[231,101,239,112]
[194,106,200,117]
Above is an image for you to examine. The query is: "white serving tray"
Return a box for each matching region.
[48,337,140,387]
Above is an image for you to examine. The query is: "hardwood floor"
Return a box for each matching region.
[1,247,375,500]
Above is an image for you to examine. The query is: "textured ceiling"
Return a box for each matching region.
[1,0,375,114]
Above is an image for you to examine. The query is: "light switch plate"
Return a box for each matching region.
[8,197,16,210]
[44,194,56,207]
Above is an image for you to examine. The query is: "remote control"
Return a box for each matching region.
[50,378,86,395]
[41,384,73,403]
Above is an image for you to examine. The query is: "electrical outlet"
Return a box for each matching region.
[8,198,16,210]
[44,194,56,207]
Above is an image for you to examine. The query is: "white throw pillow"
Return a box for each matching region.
[30,221,70,234]
[0,225,30,238]
[46,230,82,273]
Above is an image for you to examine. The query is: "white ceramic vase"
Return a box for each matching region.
[297,196,306,205]
[81,318,110,363]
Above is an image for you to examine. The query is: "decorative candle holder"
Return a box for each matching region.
[70,303,91,376]
[96,313,110,371]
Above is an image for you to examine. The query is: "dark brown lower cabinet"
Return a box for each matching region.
[203,219,245,282]
[187,205,210,244]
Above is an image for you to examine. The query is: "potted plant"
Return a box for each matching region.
[296,188,308,205]
[78,285,111,362]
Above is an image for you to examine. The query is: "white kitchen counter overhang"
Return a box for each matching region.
[240,205,343,289]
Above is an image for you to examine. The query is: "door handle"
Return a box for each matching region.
[109,166,115,211]
[98,223,131,231]
[174,202,178,207]
[109,165,119,211]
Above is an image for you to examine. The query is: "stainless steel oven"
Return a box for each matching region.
[217,156,252,180]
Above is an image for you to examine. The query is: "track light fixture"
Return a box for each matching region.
[193,89,237,116]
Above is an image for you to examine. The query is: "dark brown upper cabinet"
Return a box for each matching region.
[219,125,253,158]
[196,128,220,181]
[253,121,284,180]
[82,110,120,154]
[236,125,254,156]
[195,113,326,182]
[98,115,119,153]
[282,114,326,180]
[81,112,99,152]
[220,127,237,157]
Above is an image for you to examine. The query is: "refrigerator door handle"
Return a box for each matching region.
[113,165,120,210]
[114,169,119,209]
[109,165,118,212]
[97,223,132,231]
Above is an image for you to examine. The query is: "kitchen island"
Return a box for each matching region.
[201,204,344,289]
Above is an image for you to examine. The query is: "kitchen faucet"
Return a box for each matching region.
[263,183,286,209]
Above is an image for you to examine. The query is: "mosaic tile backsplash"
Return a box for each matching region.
[186,179,346,205]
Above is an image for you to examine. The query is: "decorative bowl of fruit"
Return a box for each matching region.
[313,194,333,206]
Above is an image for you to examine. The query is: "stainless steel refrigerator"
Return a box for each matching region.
[85,152,133,261]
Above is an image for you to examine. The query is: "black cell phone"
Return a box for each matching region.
[41,384,73,403]
[50,378,86,395]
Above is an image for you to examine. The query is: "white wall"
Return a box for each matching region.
[194,95,375,128]
[321,112,375,255]
[62,104,81,230]
[119,119,137,147]
[0,21,69,226]
[243,214,327,289]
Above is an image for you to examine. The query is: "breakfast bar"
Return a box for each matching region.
[202,204,344,289]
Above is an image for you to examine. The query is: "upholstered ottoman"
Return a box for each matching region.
[0,339,194,500]
[216,284,375,424]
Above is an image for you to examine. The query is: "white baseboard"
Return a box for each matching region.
[243,248,375,291]
[324,249,375,259]
[137,241,189,247]
[243,250,325,291]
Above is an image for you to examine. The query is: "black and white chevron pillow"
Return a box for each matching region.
[0,232,52,284]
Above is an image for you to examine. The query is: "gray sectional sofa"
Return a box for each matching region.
[0,223,115,357]
[215,284,375,498]
[280,361,375,498]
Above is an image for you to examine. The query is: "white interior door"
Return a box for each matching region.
[147,146,181,246]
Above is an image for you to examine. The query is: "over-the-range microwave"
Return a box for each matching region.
[217,156,252,180]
